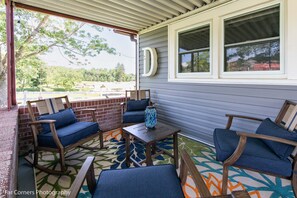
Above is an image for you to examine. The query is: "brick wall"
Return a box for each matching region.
[18,97,125,154]
[0,107,18,197]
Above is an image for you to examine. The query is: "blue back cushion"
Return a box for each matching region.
[256,118,297,159]
[126,99,149,111]
[38,108,77,133]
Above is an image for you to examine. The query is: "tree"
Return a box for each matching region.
[47,66,82,91]
[16,57,46,91]
[0,4,116,88]
[113,63,125,82]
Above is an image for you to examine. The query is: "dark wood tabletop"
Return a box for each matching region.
[122,122,180,144]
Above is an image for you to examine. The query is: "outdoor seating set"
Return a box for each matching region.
[24,92,297,197]
[214,100,297,196]
[24,96,104,174]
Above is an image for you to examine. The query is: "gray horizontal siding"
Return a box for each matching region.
[139,26,297,146]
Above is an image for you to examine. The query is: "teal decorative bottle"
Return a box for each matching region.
[145,106,157,129]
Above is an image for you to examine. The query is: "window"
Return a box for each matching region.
[178,26,210,73]
[224,6,280,73]
[167,0,295,84]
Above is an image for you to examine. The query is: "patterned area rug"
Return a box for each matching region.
[34,129,294,198]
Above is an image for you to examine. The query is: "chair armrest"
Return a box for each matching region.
[180,150,211,197]
[68,156,96,198]
[76,109,96,122]
[237,131,297,147]
[79,108,96,112]
[225,114,263,129]
[226,114,264,122]
[29,120,64,149]
[120,102,126,123]
[28,120,56,125]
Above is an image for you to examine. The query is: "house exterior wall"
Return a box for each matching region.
[139,25,297,146]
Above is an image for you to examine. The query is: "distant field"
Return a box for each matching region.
[17,81,135,105]
[16,91,124,105]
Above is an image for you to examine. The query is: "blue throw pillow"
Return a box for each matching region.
[38,108,77,133]
[126,99,149,111]
[256,118,297,159]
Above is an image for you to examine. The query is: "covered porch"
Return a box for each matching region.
[1,0,297,197]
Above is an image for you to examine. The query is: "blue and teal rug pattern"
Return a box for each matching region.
[33,129,294,198]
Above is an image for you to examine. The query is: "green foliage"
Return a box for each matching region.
[46,66,83,91]
[79,63,134,83]
[0,4,116,84]
[16,57,46,91]
[16,63,135,91]
[0,5,134,92]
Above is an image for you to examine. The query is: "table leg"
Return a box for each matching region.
[173,133,179,168]
[145,143,153,166]
[125,132,130,167]
[152,142,157,154]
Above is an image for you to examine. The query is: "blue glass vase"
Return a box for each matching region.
[145,106,157,129]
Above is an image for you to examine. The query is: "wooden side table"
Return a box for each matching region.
[123,122,180,168]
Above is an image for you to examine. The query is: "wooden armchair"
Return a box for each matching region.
[214,100,297,196]
[68,150,250,198]
[25,96,104,174]
[120,89,152,128]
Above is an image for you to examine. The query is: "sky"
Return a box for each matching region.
[39,25,136,74]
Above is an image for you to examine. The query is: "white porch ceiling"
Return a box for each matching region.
[12,0,227,34]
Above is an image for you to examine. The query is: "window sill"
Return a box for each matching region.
[168,78,297,86]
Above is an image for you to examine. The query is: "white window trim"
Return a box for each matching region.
[176,21,212,79]
[169,20,213,80]
[168,0,297,85]
[220,1,285,79]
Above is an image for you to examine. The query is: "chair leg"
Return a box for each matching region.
[25,149,70,175]
[99,132,104,149]
[59,149,66,172]
[292,177,297,197]
[33,147,38,166]
[120,123,124,137]
[222,165,229,195]
[292,162,297,197]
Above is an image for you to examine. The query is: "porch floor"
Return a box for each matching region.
[17,157,35,198]
[18,129,294,198]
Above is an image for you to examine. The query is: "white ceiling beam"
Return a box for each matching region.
[155,0,188,13]
[188,0,205,7]
[139,0,233,34]
[77,0,157,24]
[124,0,174,19]
[203,0,213,4]
[172,0,195,11]
[108,0,167,21]
[139,0,181,16]
[13,0,223,33]
[65,0,152,26]
[25,0,142,30]
[37,0,147,28]
[51,0,150,27]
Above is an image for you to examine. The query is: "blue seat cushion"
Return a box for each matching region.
[123,111,145,123]
[94,164,184,198]
[126,99,149,111]
[256,118,297,159]
[213,128,292,177]
[38,122,99,148]
[38,108,77,133]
